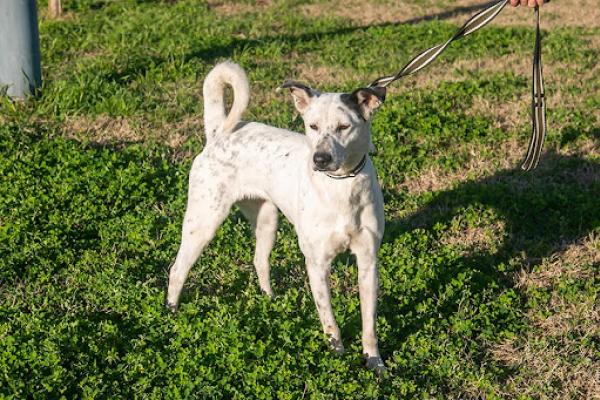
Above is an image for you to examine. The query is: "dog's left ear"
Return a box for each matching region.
[342,86,386,120]
[280,81,320,114]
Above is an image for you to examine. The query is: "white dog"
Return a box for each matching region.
[167,62,386,373]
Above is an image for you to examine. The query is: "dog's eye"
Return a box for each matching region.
[309,124,319,131]
[337,124,350,131]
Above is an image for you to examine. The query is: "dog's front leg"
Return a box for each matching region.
[352,232,385,375]
[306,258,344,354]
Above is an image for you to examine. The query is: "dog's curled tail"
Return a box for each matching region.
[203,61,250,140]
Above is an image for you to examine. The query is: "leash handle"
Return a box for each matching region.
[521,6,546,171]
[369,0,547,171]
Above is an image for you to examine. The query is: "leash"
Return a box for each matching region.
[368,0,547,171]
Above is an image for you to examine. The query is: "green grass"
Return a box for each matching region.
[1,0,598,398]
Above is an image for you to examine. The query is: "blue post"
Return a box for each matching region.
[0,0,42,98]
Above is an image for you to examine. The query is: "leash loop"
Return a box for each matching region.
[369,0,547,170]
[522,6,547,171]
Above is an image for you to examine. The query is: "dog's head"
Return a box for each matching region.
[281,81,385,174]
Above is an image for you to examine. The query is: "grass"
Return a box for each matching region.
[1,0,598,398]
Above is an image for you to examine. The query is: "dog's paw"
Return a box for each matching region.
[328,337,345,355]
[365,356,386,376]
[165,300,178,314]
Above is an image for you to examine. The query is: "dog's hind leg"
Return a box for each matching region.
[238,199,278,297]
[166,162,234,311]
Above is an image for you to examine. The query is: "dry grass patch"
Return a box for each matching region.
[63,114,203,149]
[492,231,599,399]
[494,289,599,398]
[399,138,524,194]
[400,134,598,195]
[441,218,506,255]
[466,77,600,135]
[207,0,272,16]
[65,115,139,143]
[534,296,599,337]
[292,64,367,87]
[409,56,598,131]
[410,55,524,89]
[517,233,599,289]
[298,0,599,28]
[492,293,600,398]
[492,336,600,400]
[296,52,596,130]
[467,94,529,131]
[299,0,422,26]
[485,0,600,29]
[292,54,530,92]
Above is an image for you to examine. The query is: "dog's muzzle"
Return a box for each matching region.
[313,152,333,170]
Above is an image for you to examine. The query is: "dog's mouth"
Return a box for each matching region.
[312,164,338,172]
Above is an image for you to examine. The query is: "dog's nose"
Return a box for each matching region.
[313,152,333,169]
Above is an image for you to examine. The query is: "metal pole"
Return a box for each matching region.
[0,0,42,99]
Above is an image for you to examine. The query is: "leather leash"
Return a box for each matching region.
[368,0,547,171]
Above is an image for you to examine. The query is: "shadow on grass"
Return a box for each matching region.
[373,148,599,358]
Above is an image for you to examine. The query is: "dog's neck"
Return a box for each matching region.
[307,152,371,188]
[306,153,373,213]
[324,154,367,179]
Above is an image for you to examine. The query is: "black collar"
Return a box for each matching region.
[325,156,367,179]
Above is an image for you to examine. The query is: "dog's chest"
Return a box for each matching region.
[328,213,360,253]
[298,179,370,253]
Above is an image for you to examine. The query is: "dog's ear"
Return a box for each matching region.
[341,86,386,120]
[280,81,319,114]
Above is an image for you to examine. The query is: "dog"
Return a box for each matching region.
[166,61,386,374]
